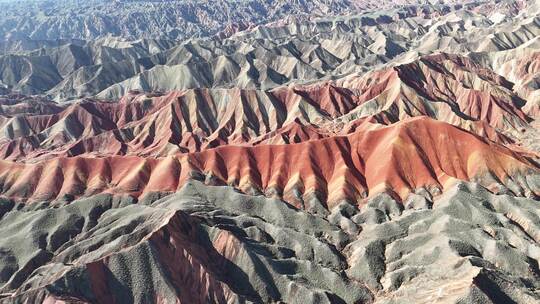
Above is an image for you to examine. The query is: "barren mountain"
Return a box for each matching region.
[0,0,453,41]
[1,180,540,303]
[0,53,534,162]
[0,0,538,101]
[0,0,539,304]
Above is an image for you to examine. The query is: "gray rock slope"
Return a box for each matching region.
[0,180,538,303]
[0,0,537,101]
[0,0,403,41]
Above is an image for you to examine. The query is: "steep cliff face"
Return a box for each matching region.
[0,1,539,303]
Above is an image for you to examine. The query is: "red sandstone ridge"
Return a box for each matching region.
[336,53,531,137]
[0,87,360,162]
[0,117,537,207]
[0,53,532,162]
[0,2,539,302]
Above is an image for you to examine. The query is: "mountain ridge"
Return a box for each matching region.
[0,1,539,303]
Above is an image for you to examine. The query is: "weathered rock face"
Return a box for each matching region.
[0,53,534,162]
[0,181,539,303]
[0,0,539,303]
[0,116,538,206]
[0,0,538,101]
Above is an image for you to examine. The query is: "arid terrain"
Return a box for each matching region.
[0,0,539,303]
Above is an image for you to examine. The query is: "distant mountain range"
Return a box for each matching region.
[0,0,539,303]
[0,0,422,41]
[0,0,537,102]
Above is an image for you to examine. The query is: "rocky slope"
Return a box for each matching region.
[0,0,539,303]
[0,180,539,303]
[0,0,493,42]
[0,116,538,204]
[0,0,538,101]
[0,53,533,162]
